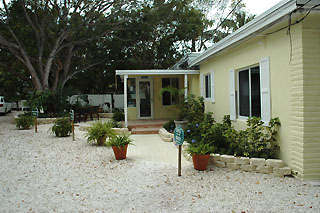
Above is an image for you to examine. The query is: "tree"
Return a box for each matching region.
[0,0,136,91]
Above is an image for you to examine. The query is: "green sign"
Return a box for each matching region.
[32,108,38,117]
[70,110,74,121]
[174,126,184,145]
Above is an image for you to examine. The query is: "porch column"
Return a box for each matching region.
[184,74,188,99]
[124,74,128,128]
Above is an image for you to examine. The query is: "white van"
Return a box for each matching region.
[0,96,12,114]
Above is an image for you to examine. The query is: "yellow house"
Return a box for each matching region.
[117,0,320,179]
[189,0,320,180]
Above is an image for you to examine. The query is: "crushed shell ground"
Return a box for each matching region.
[0,113,319,212]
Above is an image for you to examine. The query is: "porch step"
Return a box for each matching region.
[128,120,168,135]
[130,127,160,135]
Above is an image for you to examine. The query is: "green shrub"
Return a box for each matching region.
[85,121,116,146]
[182,94,204,123]
[186,142,215,156]
[15,115,34,130]
[51,118,72,137]
[224,117,281,158]
[26,89,70,115]
[185,112,215,145]
[106,135,134,149]
[112,108,124,122]
[163,120,175,132]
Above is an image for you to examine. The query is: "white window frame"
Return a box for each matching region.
[203,71,215,102]
[237,65,260,120]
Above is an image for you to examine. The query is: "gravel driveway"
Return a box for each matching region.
[0,113,319,212]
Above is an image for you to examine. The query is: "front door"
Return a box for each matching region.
[138,78,153,119]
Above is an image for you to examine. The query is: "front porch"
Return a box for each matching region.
[116,69,200,127]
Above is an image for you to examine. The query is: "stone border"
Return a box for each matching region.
[182,149,292,178]
[158,128,174,142]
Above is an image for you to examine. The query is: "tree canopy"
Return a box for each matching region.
[0,0,254,95]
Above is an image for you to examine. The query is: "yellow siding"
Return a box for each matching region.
[300,13,320,180]
[199,12,320,179]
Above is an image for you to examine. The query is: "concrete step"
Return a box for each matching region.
[131,127,160,135]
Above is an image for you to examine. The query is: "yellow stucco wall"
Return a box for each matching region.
[199,12,320,179]
[292,13,320,180]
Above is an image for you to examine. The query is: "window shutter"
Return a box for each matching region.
[260,57,271,124]
[210,71,215,102]
[229,69,236,120]
[200,73,204,97]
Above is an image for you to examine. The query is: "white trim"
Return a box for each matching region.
[200,74,204,97]
[190,0,297,66]
[184,74,188,99]
[124,75,128,128]
[210,70,215,103]
[116,69,199,76]
[229,69,236,121]
[204,73,211,100]
[260,57,271,125]
[137,78,154,119]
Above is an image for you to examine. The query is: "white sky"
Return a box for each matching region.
[243,0,283,15]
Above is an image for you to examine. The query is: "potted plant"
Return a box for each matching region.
[15,114,34,130]
[85,121,116,146]
[106,134,134,160]
[186,142,215,171]
[50,117,72,137]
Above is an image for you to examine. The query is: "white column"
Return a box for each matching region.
[124,74,128,128]
[184,74,188,100]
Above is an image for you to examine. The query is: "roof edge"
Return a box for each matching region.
[116,70,200,75]
[190,0,297,66]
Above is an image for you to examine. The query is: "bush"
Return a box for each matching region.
[51,117,72,137]
[85,121,116,146]
[112,108,124,122]
[26,89,70,115]
[224,117,281,158]
[15,114,34,130]
[185,112,215,145]
[163,120,175,132]
[106,135,134,149]
[186,142,215,156]
[182,94,204,123]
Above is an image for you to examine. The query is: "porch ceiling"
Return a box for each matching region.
[116,69,199,76]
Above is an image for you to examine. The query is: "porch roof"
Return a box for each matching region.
[116,69,199,76]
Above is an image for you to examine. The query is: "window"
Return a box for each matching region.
[162,78,179,106]
[238,66,261,117]
[127,78,136,107]
[201,71,214,102]
[204,74,211,98]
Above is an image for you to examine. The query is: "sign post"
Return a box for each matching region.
[70,110,75,141]
[32,108,39,133]
[174,126,184,177]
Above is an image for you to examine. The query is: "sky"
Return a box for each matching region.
[243,0,282,15]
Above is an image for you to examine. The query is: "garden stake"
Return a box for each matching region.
[178,145,182,176]
[72,120,75,141]
[35,117,37,133]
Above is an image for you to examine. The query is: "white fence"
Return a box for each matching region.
[68,94,124,111]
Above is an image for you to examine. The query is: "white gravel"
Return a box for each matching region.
[0,113,319,212]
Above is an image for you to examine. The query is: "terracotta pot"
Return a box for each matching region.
[97,136,107,146]
[192,154,210,171]
[112,144,128,160]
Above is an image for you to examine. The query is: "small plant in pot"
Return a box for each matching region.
[15,114,34,130]
[50,117,72,137]
[106,134,134,160]
[85,121,116,146]
[186,142,215,171]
